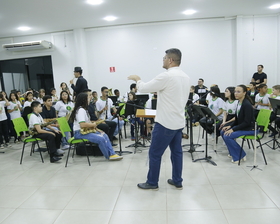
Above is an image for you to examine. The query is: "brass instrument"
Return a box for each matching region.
[29,119,58,136]
[108,88,113,96]
[80,120,105,135]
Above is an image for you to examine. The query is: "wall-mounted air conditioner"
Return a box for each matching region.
[2,40,52,51]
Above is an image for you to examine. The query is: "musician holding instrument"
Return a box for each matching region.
[69,93,123,161]
[29,101,63,163]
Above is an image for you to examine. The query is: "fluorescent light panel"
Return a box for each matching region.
[103,16,117,21]
[87,0,103,5]
[17,26,31,31]
[183,9,197,15]
[269,4,280,9]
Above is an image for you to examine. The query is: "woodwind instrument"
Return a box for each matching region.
[80,120,105,134]
[29,119,58,136]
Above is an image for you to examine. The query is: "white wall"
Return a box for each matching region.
[0,15,279,96]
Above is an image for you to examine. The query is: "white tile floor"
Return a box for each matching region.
[0,126,280,224]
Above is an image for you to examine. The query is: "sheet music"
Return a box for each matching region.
[145,109,156,116]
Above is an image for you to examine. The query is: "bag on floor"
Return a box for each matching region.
[75,142,103,156]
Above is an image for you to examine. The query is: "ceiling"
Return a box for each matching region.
[0,0,280,39]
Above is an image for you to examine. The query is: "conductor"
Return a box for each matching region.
[128,48,190,190]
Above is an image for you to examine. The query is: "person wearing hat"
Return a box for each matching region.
[70,67,88,98]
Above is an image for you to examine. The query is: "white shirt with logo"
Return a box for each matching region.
[7,101,22,120]
[54,100,74,117]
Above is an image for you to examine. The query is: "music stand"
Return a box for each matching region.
[136,94,149,107]
[108,96,118,106]
[113,104,133,156]
[125,101,147,152]
[192,105,218,166]
[260,98,280,149]
[151,99,157,110]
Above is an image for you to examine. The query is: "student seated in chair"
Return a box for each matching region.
[69,93,123,161]
[220,85,255,164]
[29,101,63,163]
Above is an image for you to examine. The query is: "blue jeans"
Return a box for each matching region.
[110,118,124,136]
[74,130,116,159]
[147,122,183,186]
[220,129,256,161]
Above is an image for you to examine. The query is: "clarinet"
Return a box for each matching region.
[105,95,108,119]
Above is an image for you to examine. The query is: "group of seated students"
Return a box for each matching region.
[189,82,280,163]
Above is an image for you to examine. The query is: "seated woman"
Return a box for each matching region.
[217,86,238,134]
[199,86,224,134]
[69,93,123,161]
[221,85,255,163]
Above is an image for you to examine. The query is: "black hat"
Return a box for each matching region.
[74,67,82,72]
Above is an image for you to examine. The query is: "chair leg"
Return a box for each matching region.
[258,140,268,165]
[247,139,251,149]
[37,141,44,163]
[85,143,91,166]
[65,143,72,167]
[30,142,34,156]
[238,139,245,166]
[20,143,26,164]
[72,144,76,158]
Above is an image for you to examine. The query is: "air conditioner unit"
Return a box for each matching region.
[2,40,52,51]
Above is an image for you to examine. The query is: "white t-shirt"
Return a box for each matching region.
[29,113,44,129]
[96,98,114,120]
[192,93,199,103]
[36,97,43,104]
[24,101,33,108]
[7,101,22,120]
[223,100,238,115]
[54,100,74,117]
[255,93,270,110]
[0,101,7,121]
[137,67,190,130]
[206,93,212,104]
[73,108,90,131]
[208,97,225,120]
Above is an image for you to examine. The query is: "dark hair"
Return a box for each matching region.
[82,89,92,93]
[9,92,19,101]
[25,92,33,101]
[165,48,182,65]
[59,90,72,103]
[101,86,108,92]
[237,84,254,104]
[249,82,256,87]
[210,86,221,98]
[69,93,89,123]
[50,88,56,94]
[272,85,280,91]
[43,95,52,102]
[190,85,195,90]
[0,93,3,99]
[225,87,236,101]
[258,84,267,89]
[258,65,264,69]
[130,83,136,90]
[31,101,41,111]
[114,89,119,95]
[92,91,97,94]
[128,91,137,101]
[60,82,69,89]
[199,78,204,82]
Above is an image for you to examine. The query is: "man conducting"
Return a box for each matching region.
[128,48,190,190]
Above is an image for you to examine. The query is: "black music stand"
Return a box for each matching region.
[136,94,149,107]
[125,101,147,153]
[260,98,280,149]
[192,105,217,166]
[182,103,204,160]
[151,99,157,110]
[113,104,133,156]
[108,96,118,106]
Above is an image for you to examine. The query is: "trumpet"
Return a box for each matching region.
[29,119,58,136]
[80,120,105,135]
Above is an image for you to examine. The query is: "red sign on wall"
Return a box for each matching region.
[110,67,115,73]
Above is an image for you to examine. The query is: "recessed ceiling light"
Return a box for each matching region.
[17,26,31,31]
[103,16,117,21]
[183,9,197,15]
[269,4,280,9]
[86,0,103,5]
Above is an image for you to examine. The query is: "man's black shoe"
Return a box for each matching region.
[35,148,48,152]
[112,136,118,141]
[137,182,159,190]
[54,153,63,157]
[167,179,183,190]
[111,143,118,147]
[50,157,62,163]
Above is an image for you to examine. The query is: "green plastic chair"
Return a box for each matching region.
[12,117,44,164]
[56,117,92,167]
[267,88,272,94]
[238,109,272,165]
